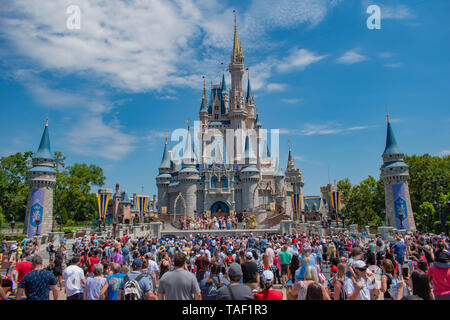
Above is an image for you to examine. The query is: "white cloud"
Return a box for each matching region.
[302,124,343,135]
[381,4,415,20]
[439,150,450,157]
[0,0,343,160]
[347,126,371,131]
[379,52,394,59]
[281,123,374,136]
[66,115,137,160]
[0,0,340,94]
[266,83,287,92]
[336,50,367,64]
[278,48,327,72]
[282,98,301,104]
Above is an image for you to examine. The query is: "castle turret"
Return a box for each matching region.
[156,136,172,214]
[284,144,305,221]
[380,116,416,231]
[24,118,56,237]
[179,127,199,217]
[240,135,260,211]
[229,14,247,131]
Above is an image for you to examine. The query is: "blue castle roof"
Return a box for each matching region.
[159,140,172,169]
[34,120,53,160]
[383,119,401,156]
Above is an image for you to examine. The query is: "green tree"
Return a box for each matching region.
[0,152,33,222]
[338,176,385,228]
[405,154,450,213]
[54,162,106,224]
[416,202,435,233]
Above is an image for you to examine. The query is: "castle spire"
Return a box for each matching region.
[232,12,239,58]
[246,70,252,102]
[35,117,52,159]
[159,134,172,169]
[200,78,208,113]
[221,70,227,91]
[383,116,401,156]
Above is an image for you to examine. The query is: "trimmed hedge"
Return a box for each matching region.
[0,232,27,242]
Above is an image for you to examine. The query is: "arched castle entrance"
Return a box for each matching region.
[210,201,230,215]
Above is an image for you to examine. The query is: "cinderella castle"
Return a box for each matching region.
[155,16,313,221]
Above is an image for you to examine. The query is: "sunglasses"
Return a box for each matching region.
[356,267,367,272]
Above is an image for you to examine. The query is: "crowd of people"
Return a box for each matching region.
[178,215,240,230]
[0,230,448,300]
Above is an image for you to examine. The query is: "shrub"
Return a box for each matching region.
[62,227,77,233]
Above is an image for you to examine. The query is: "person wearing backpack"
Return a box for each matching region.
[216,263,254,300]
[380,259,398,300]
[200,263,229,300]
[118,258,156,300]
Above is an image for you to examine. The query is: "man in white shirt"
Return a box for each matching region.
[63,256,85,300]
[344,260,374,300]
[145,253,160,290]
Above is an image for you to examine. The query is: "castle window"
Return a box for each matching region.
[215,114,218,120]
[215,106,219,110]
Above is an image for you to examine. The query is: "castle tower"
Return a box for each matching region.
[24,118,56,237]
[240,135,260,211]
[156,135,172,214]
[229,13,247,131]
[320,183,336,219]
[179,126,199,217]
[273,156,285,210]
[380,116,416,231]
[284,144,305,221]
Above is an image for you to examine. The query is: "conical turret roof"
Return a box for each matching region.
[382,117,401,156]
[34,118,53,159]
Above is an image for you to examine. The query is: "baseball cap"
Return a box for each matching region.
[262,270,274,283]
[354,260,367,270]
[246,252,253,259]
[228,263,243,277]
[330,266,338,274]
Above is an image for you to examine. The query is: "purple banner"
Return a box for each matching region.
[28,189,44,238]
[392,184,410,230]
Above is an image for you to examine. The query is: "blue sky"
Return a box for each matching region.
[0,0,449,197]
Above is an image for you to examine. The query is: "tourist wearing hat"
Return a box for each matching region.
[343,260,377,300]
[241,251,259,291]
[253,270,282,300]
[217,263,254,300]
[426,249,450,300]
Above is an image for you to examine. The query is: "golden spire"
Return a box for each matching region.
[239,40,243,56]
[233,11,239,58]
[202,78,207,104]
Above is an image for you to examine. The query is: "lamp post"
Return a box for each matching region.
[398,212,404,230]
[98,219,102,233]
[55,214,62,233]
[10,220,15,234]
[35,219,41,236]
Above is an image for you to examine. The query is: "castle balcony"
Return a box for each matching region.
[208,188,231,195]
